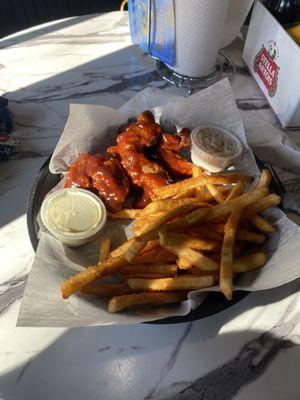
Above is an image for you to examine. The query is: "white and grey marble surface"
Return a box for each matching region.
[1,11,300,400]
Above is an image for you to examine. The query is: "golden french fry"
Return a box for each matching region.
[154,174,252,200]
[136,202,201,242]
[61,255,128,299]
[233,252,267,273]
[81,282,131,297]
[108,291,187,313]
[123,239,147,262]
[257,169,271,188]
[243,194,281,218]
[98,238,111,263]
[189,228,224,243]
[192,166,206,201]
[161,233,220,252]
[140,198,209,217]
[167,187,268,231]
[250,215,275,233]
[176,257,191,270]
[172,188,195,199]
[191,252,268,275]
[206,184,225,204]
[211,225,266,244]
[126,275,214,292]
[205,188,268,223]
[220,208,242,300]
[133,213,165,236]
[135,247,176,264]
[158,232,218,271]
[236,230,266,244]
[122,263,178,276]
[140,240,160,252]
[194,187,229,202]
[122,273,175,279]
[225,181,245,202]
[192,165,204,177]
[109,238,135,259]
[108,209,141,219]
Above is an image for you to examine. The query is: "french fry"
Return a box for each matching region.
[257,169,271,188]
[191,165,206,199]
[136,202,201,242]
[176,257,191,270]
[81,283,131,297]
[250,215,275,233]
[140,198,210,217]
[168,247,218,271]
[211,225,266,244]
[167,187,268,231]
[192,165,204,177]
[122,273,175,279]
[61,255,128,299]
[243,194,281,218]
[191,253,268,275]
[154,174,252,200]
[109,238,135,259]
[122,263,178,276]
[135,247,176,264]
[206,184,225,204]
[158,232,219,271]
[108,292,187,313]
[133,214,165,235]
[123,239,147,262]
[108,209,141,219]
[138,240,160,253]
[225,181,244,202]
[189,228,224,243]
[236,230,266,244]
[98,238,111,263]
[195,187,229,202]
[233,252,268,273]
[172,188,195,199]
[160,233,220,252]
[220,208,242,300]
[126,275,214,292]
[204,188,268,222]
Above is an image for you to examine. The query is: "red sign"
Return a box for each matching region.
[253,46,279,97]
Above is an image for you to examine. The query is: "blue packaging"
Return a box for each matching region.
[128,0,175,66]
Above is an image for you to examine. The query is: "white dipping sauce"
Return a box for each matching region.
[41,188,107,247]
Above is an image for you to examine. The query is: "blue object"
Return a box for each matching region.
[128,0,175,66]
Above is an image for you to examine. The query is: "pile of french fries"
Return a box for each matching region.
[61,167,281,313]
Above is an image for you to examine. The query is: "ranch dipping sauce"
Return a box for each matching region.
[191,125,243,172]
[41,188,107,247]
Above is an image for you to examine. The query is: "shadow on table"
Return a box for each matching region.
[0,278,300,400]
[0,14,99,49]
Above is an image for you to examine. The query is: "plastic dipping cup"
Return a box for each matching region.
[191,125,243,173]
[41,188,107,247]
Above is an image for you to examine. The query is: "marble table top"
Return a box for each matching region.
[1,11,300,400]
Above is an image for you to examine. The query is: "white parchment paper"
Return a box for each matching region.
[18,79,300,327]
